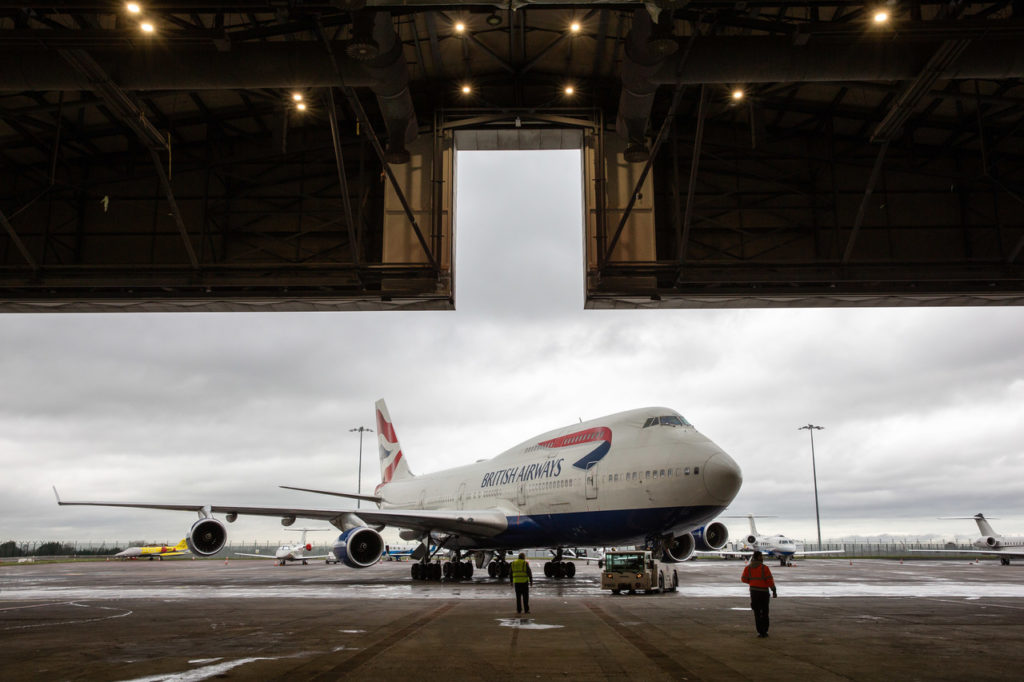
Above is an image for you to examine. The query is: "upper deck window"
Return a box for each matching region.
[643,415,692,428]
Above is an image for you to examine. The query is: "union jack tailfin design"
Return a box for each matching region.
[375,399,414,492]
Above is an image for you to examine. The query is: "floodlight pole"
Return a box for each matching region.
[350,426,373,509]
[799,424,825,550]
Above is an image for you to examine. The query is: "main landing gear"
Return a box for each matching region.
[487,552,510,579]
[410,548,474,581]
[543,548,577,579]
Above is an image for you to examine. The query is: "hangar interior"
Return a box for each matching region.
[1,1,1023,311]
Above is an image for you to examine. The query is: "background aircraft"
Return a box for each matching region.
[703,515,844,566]
[911,514,1024,565]
[56,399,742,582]
[235,528,331,565]
[114,538,189,560]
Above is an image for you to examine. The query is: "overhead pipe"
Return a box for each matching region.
[616,8,677,163]
[358,11,418,164]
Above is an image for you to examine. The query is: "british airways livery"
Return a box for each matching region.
[56,399,742,582]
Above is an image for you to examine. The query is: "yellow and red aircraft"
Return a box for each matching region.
[114,538,190,560]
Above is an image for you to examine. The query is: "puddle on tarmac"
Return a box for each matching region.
[496,618,564,630]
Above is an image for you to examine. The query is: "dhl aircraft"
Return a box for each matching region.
[911,514,1024,565]
[235,528,331,565]
[56,399,742,581]
[114,538,190,560]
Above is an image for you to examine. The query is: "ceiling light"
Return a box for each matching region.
[732,89,744,101]
[292,93,303,102]
[126,2,141,14]
[296,102,307,111]
[454,21,466,34]
[873,10,889,23]
[461,84,471,94]
[564,85,575,96]
[486,14,502,27]
[140,22,154,33]
[570,22,581,33]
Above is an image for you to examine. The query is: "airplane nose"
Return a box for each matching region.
[703,451,743,503]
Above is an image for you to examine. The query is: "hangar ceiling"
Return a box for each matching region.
[1,1,1023,311]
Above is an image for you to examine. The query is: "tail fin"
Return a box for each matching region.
[175,538,189,551]
[375,399,414,488]
[974,513,998,537]
[748,514,758,536]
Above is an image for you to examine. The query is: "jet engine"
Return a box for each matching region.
[186,518,227,556]
[693,522,729,551]
[332,527,385,568]
[981,536,1000,547]
[746,534,757,545]
[661,533,696,563]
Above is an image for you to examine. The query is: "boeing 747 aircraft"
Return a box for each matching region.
[56,400,742,581]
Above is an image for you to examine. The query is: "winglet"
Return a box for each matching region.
[53,486,63,505]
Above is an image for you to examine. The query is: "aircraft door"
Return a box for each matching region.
[457,482,466,510]
[517,482,526,508]
[585,461,599,500]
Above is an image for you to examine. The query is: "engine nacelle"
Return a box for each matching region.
[981,536,1000,548]
[661,533,696,563]
[693,522,729,551]
[746,534,757,545]
[332,527,385,569]
[187,518,227,556]
[281,515,296,527]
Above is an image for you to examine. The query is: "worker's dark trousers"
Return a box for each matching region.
[750,589,771,635]
[514,582,530,613]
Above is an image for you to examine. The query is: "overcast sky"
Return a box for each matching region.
[3,150,1023,547]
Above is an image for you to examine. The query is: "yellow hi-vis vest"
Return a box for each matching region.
[511,558,530,583]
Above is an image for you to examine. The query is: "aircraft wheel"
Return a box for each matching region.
[672,570,679,591]
[487,561,498,578]
[551,562,565,579]
[1002,558,1011,566]
[302,560,308,565]
[431,563,442,581]
[611,589,621,595]
[564,561,576,578]
[500,562,510,579]
[462,561,474,580]
[411,563,421,580]
[442,561,453,579]
[543,561,552,578]
[658,573,665,593]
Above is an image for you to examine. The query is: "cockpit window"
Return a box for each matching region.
[643,415,692,428]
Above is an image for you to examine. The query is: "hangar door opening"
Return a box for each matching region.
[451,125,653,311]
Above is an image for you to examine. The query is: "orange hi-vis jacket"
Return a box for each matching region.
[741,563,776,592]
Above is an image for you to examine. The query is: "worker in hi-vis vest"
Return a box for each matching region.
[741,550,778,637]
[509,552,534,614]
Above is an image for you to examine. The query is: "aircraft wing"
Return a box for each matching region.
[234,552,273,558]
[695,550,752,557]
[54,488,508,539]
[796,549,845,556]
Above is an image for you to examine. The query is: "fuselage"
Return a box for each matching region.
[376,407,742,549]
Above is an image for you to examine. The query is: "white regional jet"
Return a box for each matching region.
[708,515,844,566]
[235,528,331,565]
[55,400,742,582]
[911,514,1024,565]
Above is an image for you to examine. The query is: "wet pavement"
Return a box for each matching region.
[2,558,1024,680]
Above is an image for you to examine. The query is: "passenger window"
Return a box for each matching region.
[645,471,651,479]
[660,469,665,477]
[684,467,690,475]
[694,466,700,475]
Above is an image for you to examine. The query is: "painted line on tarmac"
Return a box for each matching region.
[1,601,133,631]
[585,601,699,680]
